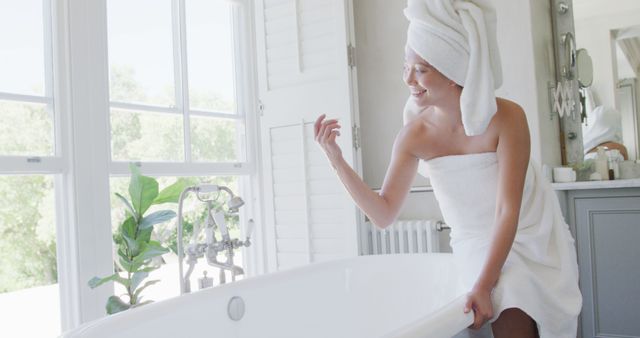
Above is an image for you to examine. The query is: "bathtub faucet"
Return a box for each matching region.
[177,184,253,294]
[204,209,252,284]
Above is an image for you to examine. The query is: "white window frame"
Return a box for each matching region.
[2,0,263,331]
[0,0,82,332]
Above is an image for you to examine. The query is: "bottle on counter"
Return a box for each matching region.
[595,146,609,181]
[606,149,621,179]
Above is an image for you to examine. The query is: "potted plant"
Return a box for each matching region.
[88,164,187,314]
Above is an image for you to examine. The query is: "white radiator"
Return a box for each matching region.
[361,220,448,255]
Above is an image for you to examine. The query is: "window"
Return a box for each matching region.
[1,0,257,331]
[105,0,254,302]
[0,0,63,337]
[107,0,248,165]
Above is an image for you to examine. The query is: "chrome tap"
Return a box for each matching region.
[177,184,252,294]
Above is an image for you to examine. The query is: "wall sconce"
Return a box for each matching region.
[551,80,576,120]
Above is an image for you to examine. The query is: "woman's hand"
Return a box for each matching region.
[314,114,343,165]
[464,285,494,330]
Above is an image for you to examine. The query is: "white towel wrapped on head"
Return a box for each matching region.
[403,0,503,136]
[582,105,623,154]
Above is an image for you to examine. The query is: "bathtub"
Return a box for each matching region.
[61,254,473,338]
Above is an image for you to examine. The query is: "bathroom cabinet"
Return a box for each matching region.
[562,187,640,338]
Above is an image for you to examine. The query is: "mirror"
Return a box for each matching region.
[573,0,640,161]
[576,48,593,88]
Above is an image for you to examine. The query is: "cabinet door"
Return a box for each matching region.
[254,0,361,272]
[575,195,640,338]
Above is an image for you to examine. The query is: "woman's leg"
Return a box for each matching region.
[491,308,538,338]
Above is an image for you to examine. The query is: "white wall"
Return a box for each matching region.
[353,0,419,190]
[493,0,561,167]
[353,0,561,231]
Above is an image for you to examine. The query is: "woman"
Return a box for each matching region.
[314,0,582,337]
[583,105,629,160]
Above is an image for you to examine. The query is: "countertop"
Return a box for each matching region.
[550,178,640,190]
[401,179,640,193]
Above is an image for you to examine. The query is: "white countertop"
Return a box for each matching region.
[551,178,640,190]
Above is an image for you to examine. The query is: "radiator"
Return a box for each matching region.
[361,220,449,255]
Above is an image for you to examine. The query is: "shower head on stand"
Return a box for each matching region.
[227,196,245,213]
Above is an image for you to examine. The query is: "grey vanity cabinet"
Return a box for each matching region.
[566,188,640,338]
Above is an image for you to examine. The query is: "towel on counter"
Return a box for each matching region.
[402,0,503,136]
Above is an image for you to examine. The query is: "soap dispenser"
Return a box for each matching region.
[595,146,609,181]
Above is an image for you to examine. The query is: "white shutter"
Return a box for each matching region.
[255,0,360,271]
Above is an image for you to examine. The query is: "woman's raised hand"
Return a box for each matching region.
[314,114,343,164]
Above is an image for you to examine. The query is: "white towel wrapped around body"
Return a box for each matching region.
[424,152,582,337]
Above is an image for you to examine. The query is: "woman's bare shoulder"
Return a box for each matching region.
[393,115,433,157]
[494,98,528,129]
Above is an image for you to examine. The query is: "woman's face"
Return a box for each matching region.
[402,47,454,109]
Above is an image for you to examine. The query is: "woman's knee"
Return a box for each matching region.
[491,308,538,338]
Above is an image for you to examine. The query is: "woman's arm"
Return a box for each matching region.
[587,141,629,160]
[465,102,531,329]
[314,114,420,228]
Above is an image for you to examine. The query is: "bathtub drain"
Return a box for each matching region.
[227,296,245,321]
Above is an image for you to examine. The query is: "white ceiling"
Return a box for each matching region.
[573,0,640,20]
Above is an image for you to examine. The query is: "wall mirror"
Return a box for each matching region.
[573,0,640,161]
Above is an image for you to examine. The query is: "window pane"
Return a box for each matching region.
[0,100,54,156]
[186,0,236,113]
[109,176,243,302]
[0,175,60,337]
[0,0,46,96]
[190,116,245,162]
[110,109,184,162]
[107,0,175,107]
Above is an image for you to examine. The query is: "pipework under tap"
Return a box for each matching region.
[177,184,252,294]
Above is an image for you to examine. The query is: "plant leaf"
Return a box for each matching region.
[120,217,137,241]
[133,241,169,264]
[128,164,159,217]
[139,265,159,273]
[122,233,140,257]
[132,280,161,300]
[139,210,176,230]
[106,295,131,315]
[113,275,130,288]
[130,271,149,292]
[115,192,137,222]
[88,273,130,288]
[118,256,142,273]
[153,178,190,205]
[88,275,117,289]
[117,248,128,262]
[137,227,153,243]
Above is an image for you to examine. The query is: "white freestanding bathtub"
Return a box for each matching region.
[61,254,473,338]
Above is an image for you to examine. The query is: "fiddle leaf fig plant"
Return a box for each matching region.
[88,163,188,314]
